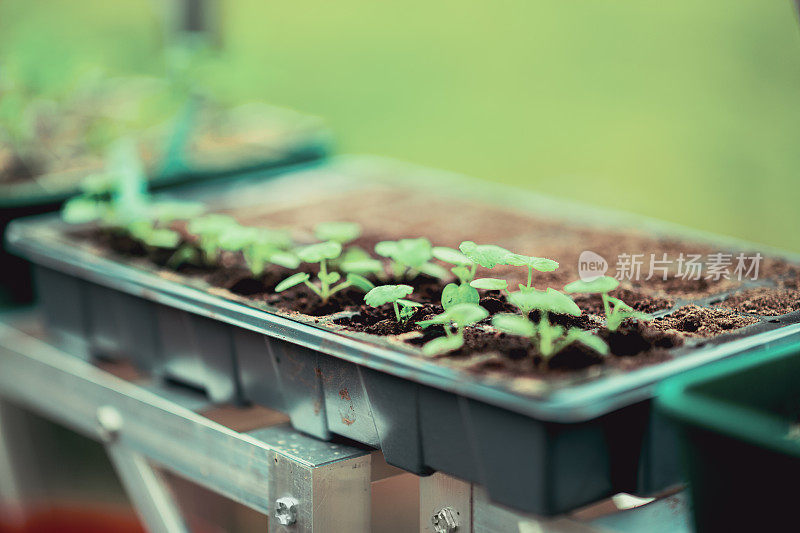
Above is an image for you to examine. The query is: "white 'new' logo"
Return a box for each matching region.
[578,250,608,281]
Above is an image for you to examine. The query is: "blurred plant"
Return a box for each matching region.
[375,238,448,280]
[217,224,299,275]
[563,276,651,332]
[417,303,488,356]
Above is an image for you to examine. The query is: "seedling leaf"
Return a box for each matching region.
[492,314,536,337]
[470,278,508,291]
[432,246,472,266]
[346,273,375,292]
[418,262,450,280]
[564,276,620,294]
[62,197,105,224]
[417,303,489,329]
[296,241,342,263]
[422,335,464,356]
[364,284,414,307]
[507,288,581,316]
[458,241,512,268]
[375,238,433,269]
[319,271,341,285]
[275,272,311,292]
[505,254,559,272]
[441,283,480,310]
[314,221,362,244]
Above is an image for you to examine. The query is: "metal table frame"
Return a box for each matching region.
[0,312,689,532]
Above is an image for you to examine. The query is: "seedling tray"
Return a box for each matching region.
[657,343,800,532]
[8,156,800,515]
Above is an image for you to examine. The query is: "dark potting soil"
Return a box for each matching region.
[0,151,42,185]
[715,287,800,316]
[76,185,800,379]
[571,288,673,315]
[651,305,760,336]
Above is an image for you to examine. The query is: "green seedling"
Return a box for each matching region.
[61,138,150,225]
[492,313,608,363]
[375,238,448,280]
[432,246,480,310]
[469,278,509,291]
[417,303,489,356]
[337,246,385,276]
[126,219,181,249]
[187,214,238,262]
[458,241,557,291]
[215,224,298,275]
[563,276,651,331]
[275,241,374,303]
[314,221,362,244]
[504,253,559,291]
[364,284,421,322]
[494,288,608,363]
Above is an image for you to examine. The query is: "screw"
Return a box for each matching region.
[275,496,299,526]
[431,506,458,533]
[96,405,123,442]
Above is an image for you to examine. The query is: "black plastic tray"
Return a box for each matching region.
[9,156,800,515]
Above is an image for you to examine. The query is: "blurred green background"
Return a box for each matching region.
[2,0,799,251]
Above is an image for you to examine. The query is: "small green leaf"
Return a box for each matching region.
[375,238,433,268]
[314,221,362,244]
[167,245,198,269]
[142,228,181,249]
[347,274,376,292]
[218,226,259,251]
[564,276,620,294]
[320,271,341,285]
[79,172,116,195]
[188,214,237,236]
[492,314,536,337]
[340,258,384,274]
[268,251,301,269]
[62,197,105,224]
[151,201,204,223]
[275,272,311,292]
[432,246,472,266]
[451,265,473,284]
[397,298,422,308]
[560,329,609,355]
[443,303,489,328]
[458,241,513,268]
[417,304,487,329]
[418,262,450,280]
[397,302,418,321]
[507,288,581,316]
[441,283,480,310]
[364,284,414,307]
[422,335,465,356]
[470,278,508,291]
[296,241,342,263]
[339,247,384,275]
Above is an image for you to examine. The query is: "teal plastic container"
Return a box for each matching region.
[657,342,800,532]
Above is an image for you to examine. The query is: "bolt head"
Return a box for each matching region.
[96,405,123,442]
[431,506,458,533]
[275,496,298,526]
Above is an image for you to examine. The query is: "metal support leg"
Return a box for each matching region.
[0,400,40,528]
[106,443,188,533]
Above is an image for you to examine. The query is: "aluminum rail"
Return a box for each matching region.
[0,313,371,532]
